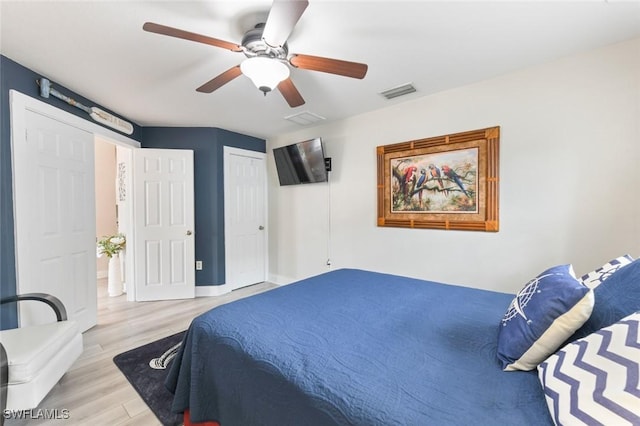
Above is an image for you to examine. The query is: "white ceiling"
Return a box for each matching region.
[2,1,639,139]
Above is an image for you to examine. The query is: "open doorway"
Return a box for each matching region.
[95,138,118,283]
[11,91,195,331]
[94,136,135,302]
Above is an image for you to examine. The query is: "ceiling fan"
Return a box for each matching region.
[143,0,368,108]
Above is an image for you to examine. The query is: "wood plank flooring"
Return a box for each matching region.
[5,279,277,425]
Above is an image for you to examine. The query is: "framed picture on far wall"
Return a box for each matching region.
[376,126,500,232]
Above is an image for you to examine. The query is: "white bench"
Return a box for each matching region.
[0,294,83,417]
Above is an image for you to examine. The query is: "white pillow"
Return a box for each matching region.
[538,312,640,425]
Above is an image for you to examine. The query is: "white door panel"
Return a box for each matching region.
[133,148,195,301]
[13,109,97,331]
[224,147,266,290]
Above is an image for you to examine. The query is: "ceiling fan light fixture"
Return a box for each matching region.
[241,57,290,95]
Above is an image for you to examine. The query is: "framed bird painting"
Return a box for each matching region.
[376,126,500,231]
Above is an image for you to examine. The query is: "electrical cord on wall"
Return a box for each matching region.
[326,170,332,270]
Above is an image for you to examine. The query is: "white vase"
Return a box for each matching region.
[120,250,126,293]
[108,254,123,297]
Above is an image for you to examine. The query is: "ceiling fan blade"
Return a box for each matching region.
[143,22,242,52]
[196,66,243,93]
[262,0,309,48]
[278,78,305,107]
[290,54,368,79]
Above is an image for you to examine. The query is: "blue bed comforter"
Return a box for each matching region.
[166,269,552,425]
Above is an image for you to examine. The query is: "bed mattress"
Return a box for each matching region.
[166,268,552,425]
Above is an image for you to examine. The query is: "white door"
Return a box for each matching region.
[224,147,267,290]
[12,110,97,332]
[132,148,195,301]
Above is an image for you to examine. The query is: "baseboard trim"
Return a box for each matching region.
[268,274,297,286]
[195,284,231,297]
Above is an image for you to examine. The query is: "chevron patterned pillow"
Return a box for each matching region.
[538,312,640,426]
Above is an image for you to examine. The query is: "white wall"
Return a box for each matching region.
[267,37,640,294]
[94,137,118,277]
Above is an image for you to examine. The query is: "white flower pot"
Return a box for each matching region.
[108,254,123,297]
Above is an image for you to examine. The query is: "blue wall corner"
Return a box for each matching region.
[140,127,265,286]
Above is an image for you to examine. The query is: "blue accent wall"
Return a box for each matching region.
[140,127,265,286]
[1,55,265,329]
[0,55,143,329]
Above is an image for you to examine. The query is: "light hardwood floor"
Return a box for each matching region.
[6,279,277,425]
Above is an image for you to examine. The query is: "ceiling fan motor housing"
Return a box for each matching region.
[241,23,288,60]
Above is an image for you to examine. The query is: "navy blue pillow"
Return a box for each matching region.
[496,264,593,371]
[569,257,640,342]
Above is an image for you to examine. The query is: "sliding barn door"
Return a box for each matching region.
[12,109,97,331]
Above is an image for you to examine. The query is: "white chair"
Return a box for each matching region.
[0,293,83,417]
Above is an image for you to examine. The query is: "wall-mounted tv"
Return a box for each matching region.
[273,137,328,186]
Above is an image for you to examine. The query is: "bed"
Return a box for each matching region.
[166,268,555,425]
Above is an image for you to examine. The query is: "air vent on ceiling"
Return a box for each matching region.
[284,111,326,126]
[379,82,417,100]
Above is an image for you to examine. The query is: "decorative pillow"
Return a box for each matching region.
[538,312,640,426]
[497,264,594,371]
[580,254,634,289]
[569,257,640,342]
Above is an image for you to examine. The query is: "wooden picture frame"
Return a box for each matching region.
[377,126,499,231]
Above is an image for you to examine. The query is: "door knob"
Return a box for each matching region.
[258,226,264,230]
[186,230,193,236]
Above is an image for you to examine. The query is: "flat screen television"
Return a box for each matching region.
[273,137,328,186]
